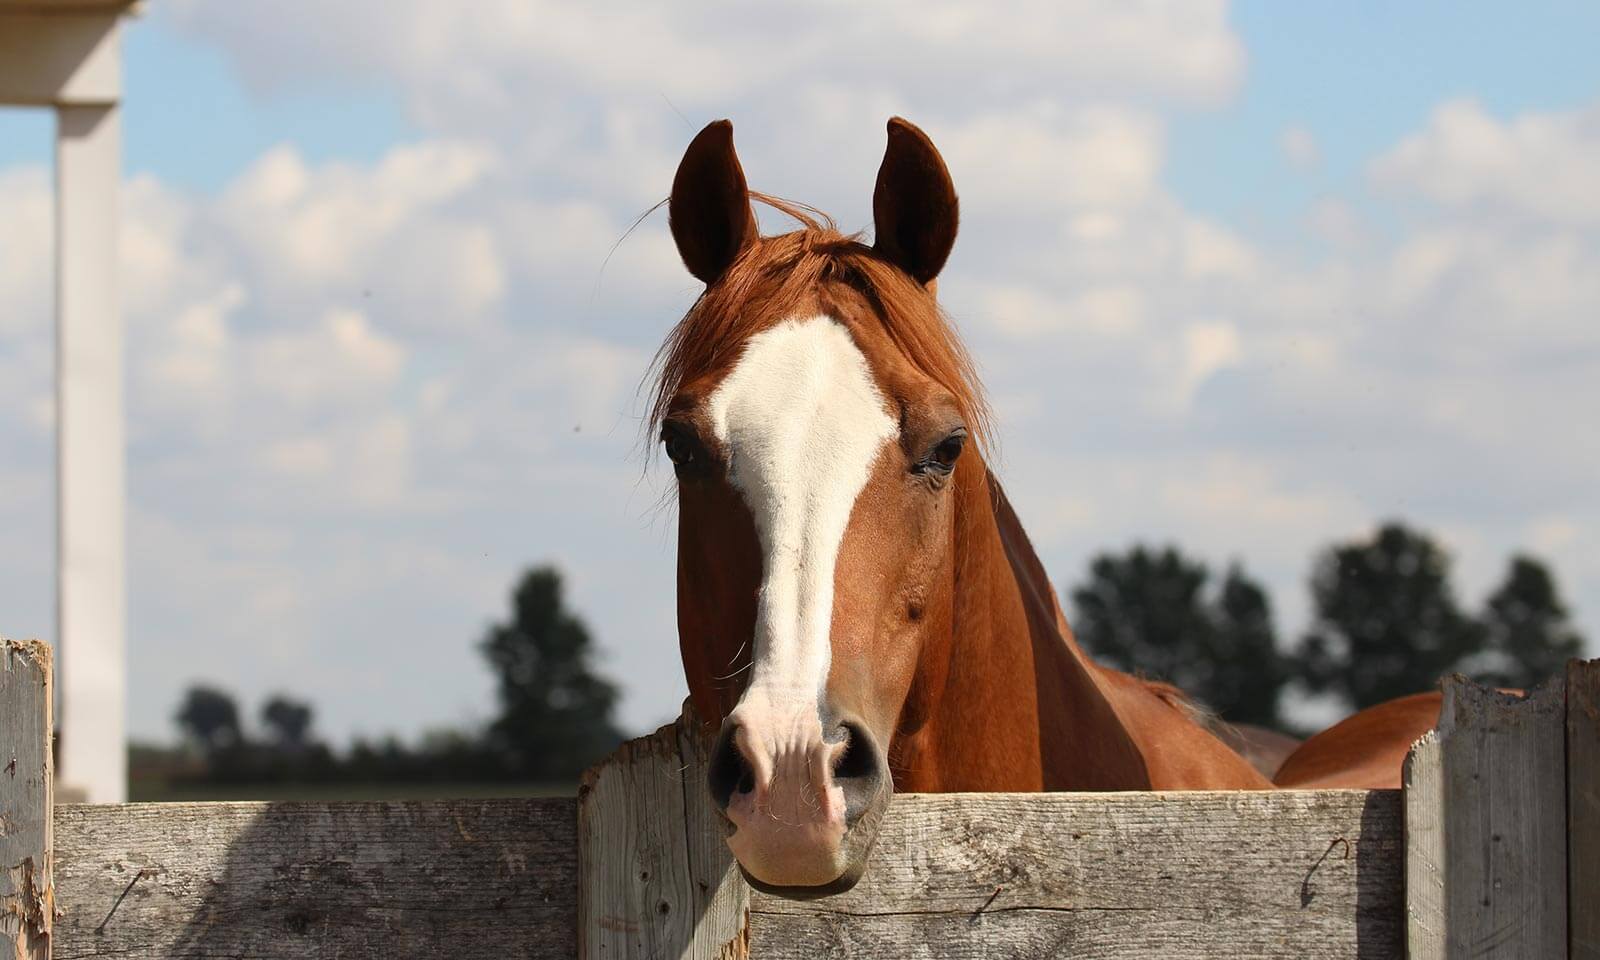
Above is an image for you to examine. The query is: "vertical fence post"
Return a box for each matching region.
[1,639,54,960]
[1405,673,1568,959]
[578,700,749,959]
[1569,660,1599,960]
[56,95,129,806]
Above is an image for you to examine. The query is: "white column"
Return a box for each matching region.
[55,101,125,804]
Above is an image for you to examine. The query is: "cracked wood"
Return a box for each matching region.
[578,701,749,959]
[52,798,576,959]
[747,790,1402,959]
[1,639,52,960]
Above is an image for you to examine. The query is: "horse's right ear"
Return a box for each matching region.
[670,120,758,285]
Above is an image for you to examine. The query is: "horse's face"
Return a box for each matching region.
[661,119,969,896]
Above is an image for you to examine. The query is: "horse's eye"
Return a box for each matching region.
[922,429,966,475]
[663,426,696,467]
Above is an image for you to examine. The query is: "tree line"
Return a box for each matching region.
[159,519,1585,786]
[1071,521,1583,731]
[164,567,624,785]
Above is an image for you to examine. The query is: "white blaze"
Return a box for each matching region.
[707,315,897,737]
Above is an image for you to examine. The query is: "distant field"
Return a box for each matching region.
[128,780,578,803]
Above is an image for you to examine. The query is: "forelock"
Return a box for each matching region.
[647,195,991,453]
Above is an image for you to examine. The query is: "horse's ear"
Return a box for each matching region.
[873,117,959,286]
[670,120,758,285]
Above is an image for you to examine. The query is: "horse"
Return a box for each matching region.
[654,117,1441,898]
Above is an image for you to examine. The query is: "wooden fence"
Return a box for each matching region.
[2,638,1595,959]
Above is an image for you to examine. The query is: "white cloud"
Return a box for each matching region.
[1173,320,1241,410]
[247,308,406,410]
[1280,125,1320,169]
[980,283,1146,339]
[1373,98,1600,225]
[0,167,52,336]
[1308,198,1362,249]
[165,0,1244,115]
[939,105,1166,217]
[212,142,507,331]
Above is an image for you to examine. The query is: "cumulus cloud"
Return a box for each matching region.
[164,0,1244,113]
[1280,125,1320,169]
[214,142,507,331]
[939,105,1166,217]
[1373,98,1600,225]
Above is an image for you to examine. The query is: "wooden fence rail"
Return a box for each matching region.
[2,638,1594,959]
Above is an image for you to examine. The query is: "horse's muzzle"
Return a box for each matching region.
[708,714,890,896]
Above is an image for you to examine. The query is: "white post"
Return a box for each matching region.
[0,4,131,803]
[55,99,126,804]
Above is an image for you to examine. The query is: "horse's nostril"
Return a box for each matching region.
[833,722,878,782]
[709,723,755,811]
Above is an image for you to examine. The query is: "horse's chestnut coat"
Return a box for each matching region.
[657,117,1442,897]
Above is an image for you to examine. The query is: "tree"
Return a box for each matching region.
[1293,522,1484,710]
[1211,565,1288,725]
[175,685,242,753]
[1474,555,1584,689]
[260,696,315,750]
[1070,546,1288,727]
[481,566,624,779]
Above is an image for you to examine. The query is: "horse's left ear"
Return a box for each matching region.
[873,117,959,286]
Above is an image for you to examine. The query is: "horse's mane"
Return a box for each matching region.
[648,194,991,449]
[1141,678,1218,728]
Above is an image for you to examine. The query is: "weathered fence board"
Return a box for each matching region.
[51,798,577,959]
[1405,674,1568,960]
[1,639,53,960]
[747,790,1401,959]
[578,704,748,959]
[1572,660,1600,960]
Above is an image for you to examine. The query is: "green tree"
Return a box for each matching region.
[1211,565,1287,724]
[1294,522,1484,710]
[260,695,315,749]
[481,566,624,779]
[175,685,242,754]
[1070,546,1287,726]
[1474,555,1584,689]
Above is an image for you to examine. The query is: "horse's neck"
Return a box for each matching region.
[895,462,1270,792]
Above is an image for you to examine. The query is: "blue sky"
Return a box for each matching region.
[1173,2,1600,236]
[2,1,1597,745]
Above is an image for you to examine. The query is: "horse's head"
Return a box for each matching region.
[654,118,985,896]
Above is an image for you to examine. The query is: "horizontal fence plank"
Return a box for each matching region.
[52,798,577,960]
[749,790,1402,959]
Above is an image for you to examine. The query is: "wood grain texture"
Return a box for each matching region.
[749,790,1401,959]
[1570,659,1600,960]
[1405,674,1567,960]
[1,639,53,960]
[677,708,750,960]
[52,798,577,959]
[578,702,747,959]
